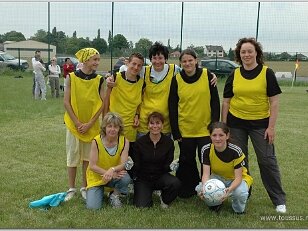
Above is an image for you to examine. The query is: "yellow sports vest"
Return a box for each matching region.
[176,68,211,137]
[209,144,253,187]
[86,135,125,189]
[109,73,144,142]
[64,73,103,142]
[230,66,269,120]
[138,64,175,134]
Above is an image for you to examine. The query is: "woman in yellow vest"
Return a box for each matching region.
[63,48,104,202]
[222,38,286,213]
[86,112,131,210]
[104,53,144,158]
[168,49,220,198]
[199,122,253,214]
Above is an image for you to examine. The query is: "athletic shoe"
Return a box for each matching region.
[153,190,161,197]
[109,192,122,208]
[276,204,286,213]
[80,187,86,200]
[159,195,169,209]
[64,188,77,202]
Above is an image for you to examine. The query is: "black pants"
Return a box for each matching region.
[176,136,211,198]
[133,173,181,208]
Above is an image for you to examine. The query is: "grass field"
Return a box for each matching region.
[0,69,308,229]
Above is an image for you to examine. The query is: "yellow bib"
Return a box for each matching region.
[86,135,125,189]
[64,73,103,142]
[230,66,269,120]
[109,73,144,142]
[176,69,211,137]
[138,64,175,134]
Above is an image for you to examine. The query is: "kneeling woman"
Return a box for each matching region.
[200,122,253,214]
[132,112,181,208]
[86,112,131,209]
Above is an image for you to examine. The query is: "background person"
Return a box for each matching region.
[33,55,47,100]
[86,112,131,210]
[221,37,286,213]
[63,58,75,88]
[63,48,104,202]
[48,57,61,98]
[199,122,253,214]
[119,57,129,72]
[168,48,220,198]
[131,112,181,208]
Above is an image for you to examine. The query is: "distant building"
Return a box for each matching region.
[3,40,56,60]
[170,51,180,58]
[204,45,224,58]
[297,53,307,61]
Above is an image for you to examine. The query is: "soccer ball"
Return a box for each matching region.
[203,179,226,206]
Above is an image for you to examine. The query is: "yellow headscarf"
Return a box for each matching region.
[75,48,99,63]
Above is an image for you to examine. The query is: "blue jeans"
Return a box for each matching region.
[86,173,131,210]
[211,174,249,213]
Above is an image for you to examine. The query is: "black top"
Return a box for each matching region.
[131,133,174,181]
[223,64,282,129]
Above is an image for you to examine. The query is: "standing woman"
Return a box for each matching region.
[221,37,286,213]
[168,49,220,198]
[48,57,61,98]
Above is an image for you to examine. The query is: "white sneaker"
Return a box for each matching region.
[64,188,77,202]
[276,204,286,213]
[80,187,87,200]
[109,192,122,208]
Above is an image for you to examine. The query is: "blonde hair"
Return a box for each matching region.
[100,112,124,136]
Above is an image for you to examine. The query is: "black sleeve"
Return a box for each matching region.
[266,68,282,97]
[208,70,220,122]
[223,72,235,98]
[201,144,211,165]
[168,76,181,140]
[130,141,141,177]
[164,139,175,172]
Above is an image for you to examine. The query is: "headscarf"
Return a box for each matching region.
[75,48,99,63]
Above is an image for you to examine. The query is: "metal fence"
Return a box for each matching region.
[0,1,307,76]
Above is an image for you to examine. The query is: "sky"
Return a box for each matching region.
[1,1,308,54]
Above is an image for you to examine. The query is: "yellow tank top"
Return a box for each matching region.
[230,66,269,120]
[86,135,125,189]
[64,73,103,142]
[209,144,253,187]
[176,68,211,137]
[109,73,144,142]
[138,64,175,134]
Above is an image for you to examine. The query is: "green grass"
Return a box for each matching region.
[0,71,308,228]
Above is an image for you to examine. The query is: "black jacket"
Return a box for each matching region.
[131,132,174,181]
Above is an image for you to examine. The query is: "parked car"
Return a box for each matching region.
[200,59,239,77]
[0,51,29,70]
[56,56,79,70]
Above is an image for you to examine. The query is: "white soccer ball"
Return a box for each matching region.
[203,179,226,206]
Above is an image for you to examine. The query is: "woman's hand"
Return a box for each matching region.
[106,75,116,88]
[102,167,115,182]
[221,187,230,202]
[265,127,275,144]
[133,114,140,128]
[210,73,218,87]
[113,170,127,179]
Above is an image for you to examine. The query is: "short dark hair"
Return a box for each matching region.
[235,37,264,65]
[65,57,71,62]
[128,52,144,63]
[149,41,169,61]
[147,111,164,125]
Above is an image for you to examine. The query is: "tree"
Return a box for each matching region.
[112,34,129,50]
[73,31,77,38]
[3,31,26,42]
[92,37,108,54]
[135,38,153,55]
[30,29,48,43]
[228,48,235,61]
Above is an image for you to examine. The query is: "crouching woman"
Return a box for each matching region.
[200,122,253,214]
[86,112,131,209]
